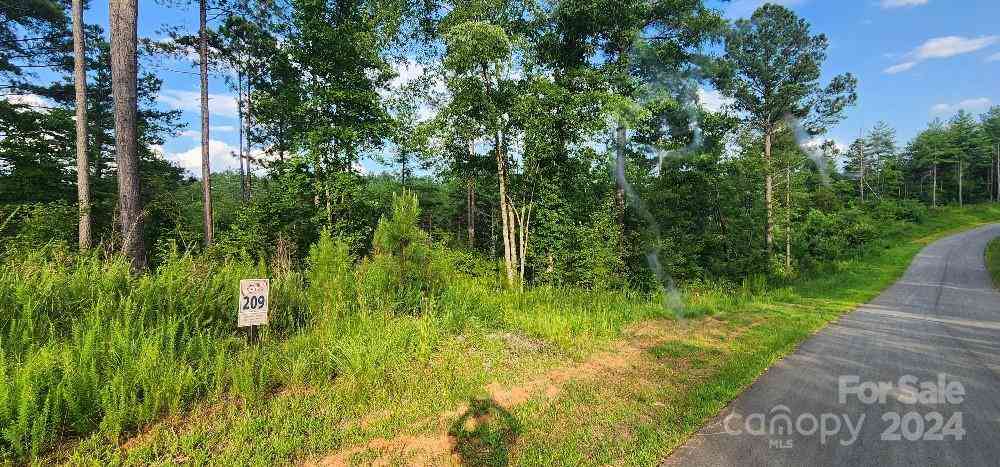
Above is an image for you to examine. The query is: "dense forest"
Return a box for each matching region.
[4,1,1000,283]
[2,0,1000,462]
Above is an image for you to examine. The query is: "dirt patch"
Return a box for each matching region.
[119,395,235,452]
[486,339,642,407]
[309,434,460,467]
[306,318,734,466]
[493,331,550,353]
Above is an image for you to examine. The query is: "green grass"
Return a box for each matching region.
[986,237,1000,289]
[507,205,1000,465]
[4,205,999,465]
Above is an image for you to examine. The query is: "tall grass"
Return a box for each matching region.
[8,201,996,463]
[986,237,1000,289]
[0,231,668,462]
[0,250,310,459]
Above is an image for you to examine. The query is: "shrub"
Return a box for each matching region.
[1,201,77,253]
[794,207,882,268]
[885,199,928,224]
[0,252,307,459]
[306,230,356,315]
[356,190,446,315]
[576,200,627,290]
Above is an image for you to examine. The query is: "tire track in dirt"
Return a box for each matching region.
[306,317,732,466]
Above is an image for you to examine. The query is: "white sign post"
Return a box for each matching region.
[238,279,269,328]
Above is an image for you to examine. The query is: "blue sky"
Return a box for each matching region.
[74,0,1000,175]
[716,0,1000,152]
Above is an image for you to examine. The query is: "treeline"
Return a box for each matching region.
[2,1,1000,289]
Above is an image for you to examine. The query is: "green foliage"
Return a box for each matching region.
[986,237,1000,289]
[0,251,311,459]
[358,190,446,315]
[4,0,1000,460]
[714,3,856,134]
[307,230,356,315]
[575,199,626,290]
[872,199,928,224]
[443,21,512,74]
[1,201,77,252]
[792,205,924,268]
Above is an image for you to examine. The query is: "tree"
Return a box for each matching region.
[865,121,901,198]
[947,110,989,206]
[199,0,214,244]
[712,4,856,257]
[72,0,90,249]
[908,120,953,206]
[0,0,69,84]
[982,106,1000,202]
[442,17,522,287]
[109,0,145,270]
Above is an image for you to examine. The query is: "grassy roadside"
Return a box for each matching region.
[40,205,1000,465]
[510,205,1000,465]
[986,237,1000,288]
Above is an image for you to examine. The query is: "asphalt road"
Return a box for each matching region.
[665,224,1000,467]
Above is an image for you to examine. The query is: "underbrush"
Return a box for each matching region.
[0,192,673,463]
[0,250,312,459]
[986,237,1000,288]
[3,199,998,463]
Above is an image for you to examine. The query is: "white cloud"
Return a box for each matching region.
[382,58,444,123]
[930,97,992,115]
[179,126,236,140]
[803,137,848,154]
[884,61,917,74]
[3,93,52,113]
[880,0,928,8]
[885,35,999,74]
[697,87,732,112]
[160,139,253,176]
[914,36,998,60]
[159,89,238,118]
[988,52,1000,62]
[389,59,427,90]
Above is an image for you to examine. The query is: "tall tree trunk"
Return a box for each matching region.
[237,71,246,201]
[467,177,476,247]
[764,129,773,255]
[481,63,517,287]
[245,73,253,197]
[958,160,963,207]
[73,0,91,250]
[614,123,626,234]
[932,163,937,207]
[467,139,476,247]
[109,0,144,270]
[496,132,516,287]
[516,204,531,290]
[785,165,791,270]
[859,138,865,203]
[199,0,214,245]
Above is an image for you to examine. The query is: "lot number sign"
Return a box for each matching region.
[238,279,269,327]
